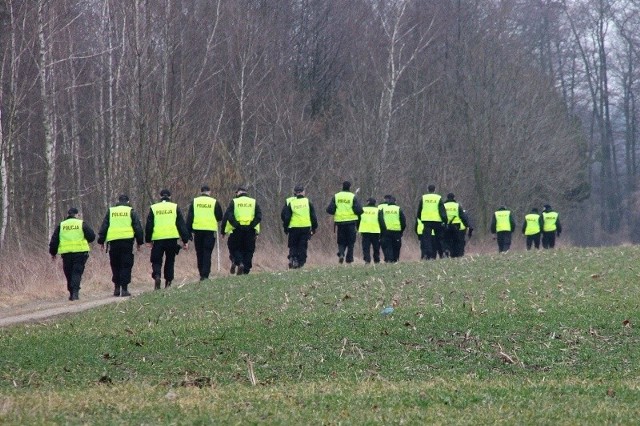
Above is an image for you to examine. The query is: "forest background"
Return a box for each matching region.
[0,0,639,266]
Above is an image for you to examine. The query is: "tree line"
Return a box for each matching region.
[1,0,638,250]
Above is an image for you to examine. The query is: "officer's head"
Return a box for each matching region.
[294,185,304,195]
[200,185,210,194]
[543,204,551,211]
[342,181,351,191]
[447,193,455,201]
[160,189,171,200]
[366,197,376,206]
[236,186,247,196]
[498,205,507,210]
[428,184,436,192]
[67,207,79,217]
[118,194,130,204]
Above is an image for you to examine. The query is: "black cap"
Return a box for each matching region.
[366,197,376,205]
[201,185,210,192]
[160,189,171,197]
[294,185,304,194]
[544,204,551,210]
[118,194,129,203]
[67,207,79,215]
[342,181,351,191]
[236,186,247,195]
[447,193,455,200]
[428,184,436,192]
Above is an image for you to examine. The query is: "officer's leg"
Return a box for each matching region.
[61,254,74,297]
[345,224,356,263]
[70,253,88,300]
[549,233,556,248]
[381,233,393,262]
[372,236,381,263]
[287,231,296,267]
[504,232,512,252]
[526,236,532,250]
[242,229,256,274]
[201,232,215,279]
[109,249,122,295]
[394,233,402,262]
[163,241,177,283]
[422,222,434,259]
[534,234,541,249]
[150,242,164,281]
[193,231,204,276]
[336,224,346,262]
[362,234,372,263]
[298,229,310,267]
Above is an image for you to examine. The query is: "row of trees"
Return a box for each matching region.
[0,0,637,248]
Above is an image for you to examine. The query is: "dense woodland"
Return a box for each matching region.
[0,0,638,248]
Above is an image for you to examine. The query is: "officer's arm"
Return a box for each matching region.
[352,197,363,216]
[556,217,562,235]
[521,220,526,234]
[249,204,262,228]
[97,211,110,245]
[378,210,386,233]
[176,208,190,243]
[510,216,516,232]
[490,215,496,234]
[225,202,240,228]
[49,225,61,256]
[214,202,224,222]
[131,210,144,245]
[438,202,447,223]
[399,209,407,232]
[416,200,423,220]
[144,209,154,243]
[309,202,318,232]
[186,203,195,234]
[282,204,292,230]
[83,222,96,244]
[326,197,336,215]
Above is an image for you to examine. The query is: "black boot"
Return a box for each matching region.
[113,286,121,297]
[154,277,161,290]
[165,280,171,288]
[120,285,131,297]
[71,290,79,301]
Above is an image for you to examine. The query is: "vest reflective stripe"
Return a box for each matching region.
[289,197,312,228]
[524,214,541,235]
[542,212,558,232]
[58,218,90,254]
[334,192,357,222]
[382,205,401,231]
[420,194,442,221]
[192,196,218,231]
[358,206,380,233]
[416,219,424,235]
[233,197,256,225]
[494,210,512,232]
[151,202,179,240]
[106,206,134,242]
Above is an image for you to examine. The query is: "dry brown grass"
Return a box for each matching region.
[0,233,565,309]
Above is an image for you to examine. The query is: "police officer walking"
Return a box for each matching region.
[417,184,447,260]
[187,185,224,281]
[145,189,190,289]
[541,204,562,249]
[326,181,363,264]
[490,206,515,253]
[97,195,144,296]
[358,197,381,264]
[443,193,472,258]
[378,195,406,263]
[281,185,318,269]
[49,207,96,301]
[522,207,543,250]
[224,187,262,275]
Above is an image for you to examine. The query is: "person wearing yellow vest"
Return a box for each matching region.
[220,214,261,273]
[49,207,96,301]
[522,207,544,250]
[416,184,448,260]
[378,195,406,263]
[281,185,318,269]
[325,181,363,264]
[443,193,472,258]
[490,205,515,253]
[97,195,144,296]
[224,186,262,275]
[357,197,381,264]
[186,185,224,281]
[541,204,562,249]
[145,189,190,289]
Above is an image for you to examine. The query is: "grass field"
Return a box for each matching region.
[1,246,640,424]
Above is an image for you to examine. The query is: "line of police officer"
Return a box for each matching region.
[490,204,562,253]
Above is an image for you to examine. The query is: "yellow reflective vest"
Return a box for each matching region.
[382,204,401,231]
[151,202,179,240]
[444,201,466,231]
[494,210,512,232]
[106,206,134,242]
[192,195,218,231]
[58,218,90,254]
[359,206,380,233]
[420,193,442,221]
[542,211,558,232]
[334,191,357,222]
[233,196,256,225]
[524,213,541,235]
[288,197,312,228]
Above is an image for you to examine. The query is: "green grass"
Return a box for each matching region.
[2,246,640,424]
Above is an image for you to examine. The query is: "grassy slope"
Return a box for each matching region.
[1,247,640,424]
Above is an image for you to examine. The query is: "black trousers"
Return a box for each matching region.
[150,239,179,281]
[228,227,256,273]
[288,228,311,267]
[419,221,443,259]
[336,222,357,263]
[361,233,380,263]
[108,239,135,288]
[526,234,541,250]
[444,227,466,258]
[61,252,89,296]
[193,230,216,278]
[542,232,556,249]
[381,231,402,262]
[496,232,512,253]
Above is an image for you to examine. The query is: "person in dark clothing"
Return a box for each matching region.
[282,185,318,269]
[145,189,190,289]
[541,204,562,249]
[416,184,447,260]
[490,205,515,253]
[358,197,381,264]
[443,193,472,258]
[187,185,224,280]
[378,195,406,263]
[224,187,262,275]
[326,181,363,264]
[522,207,543,250]
[49,207,96,301]
[97,194,144,296]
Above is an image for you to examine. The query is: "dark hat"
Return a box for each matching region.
[383,194,392,201]
[200,185,210,192]
[294,185,304,193]
[118,194,130,203]
[67,207,79,215]
[447,192,455,200]
[160,189,171,197]
[428,184,436,192]
[342,181,351,190]
[498,205,507,210]
[236,186,247,195]
[543,204,551,210]
[366,197,376,205]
